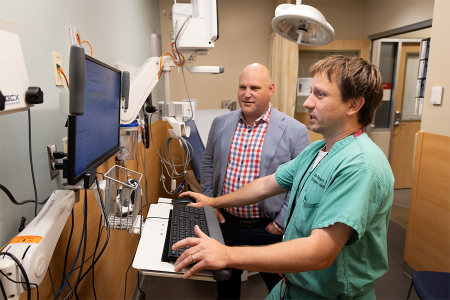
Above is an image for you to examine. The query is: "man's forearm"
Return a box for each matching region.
[226,238,329,274]
[212,174,287,209]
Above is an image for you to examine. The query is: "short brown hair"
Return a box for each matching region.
[309,55,383,127]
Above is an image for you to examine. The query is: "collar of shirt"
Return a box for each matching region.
[353,127,365,138]
[239,104,271,128]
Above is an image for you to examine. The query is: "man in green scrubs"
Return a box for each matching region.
[174,55,394,300]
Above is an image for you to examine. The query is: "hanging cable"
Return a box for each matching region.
[76,33,93,56]
[76,33,81,46]
[0,184,48,205]
[74,178,110,287]
[91,215,104,300]
[81,40,93,57]
[63,189,88,300]
[60,210,74,291]
[55,194,86,299]
[158,52,185,79]
[57,64,70,89]
[48,266,56,299]
[27,108,39,216]
[0,277,7,300]
[148,113,193,194]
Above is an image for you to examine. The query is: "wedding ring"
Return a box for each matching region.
[191,254,195,263]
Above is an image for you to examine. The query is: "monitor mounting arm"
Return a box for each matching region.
[120,55,224,138]
[120,56,193,138]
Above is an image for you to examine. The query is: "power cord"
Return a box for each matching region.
[48,266,56,299]
[71,178,111,292]
[0,269,39,300]
[0,184,48,206]
[55,192,86,299]
[63,188,88,300]
[0,277,7,300]
[60,209,74,292]
[76,33,93,57]
[27,108,38,217]
[91,214,104,300]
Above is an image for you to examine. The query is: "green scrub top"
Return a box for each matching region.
[270,133,394,300]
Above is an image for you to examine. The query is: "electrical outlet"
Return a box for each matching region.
[47,143,59,180]
[52,52,63,86]
[62,137,68,154]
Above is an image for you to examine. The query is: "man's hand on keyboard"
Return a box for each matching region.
[179,191,214,208]
[173,225,228,279]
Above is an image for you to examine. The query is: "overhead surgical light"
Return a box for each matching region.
[272,0,334,46]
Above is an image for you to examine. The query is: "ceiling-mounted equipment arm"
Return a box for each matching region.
[120,0,223,127]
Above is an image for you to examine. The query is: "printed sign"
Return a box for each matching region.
[382,83,391,101]
[297,78,313,96]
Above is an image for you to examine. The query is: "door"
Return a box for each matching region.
[390,43,421,189]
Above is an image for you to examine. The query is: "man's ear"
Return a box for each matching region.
[268,82,275,97]
[348,97,365,116]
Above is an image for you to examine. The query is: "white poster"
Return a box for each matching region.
[297,78,313,96]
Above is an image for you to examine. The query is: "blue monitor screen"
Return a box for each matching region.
[66,56,121,185]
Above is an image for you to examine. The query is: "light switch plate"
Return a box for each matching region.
[431,87,443,105]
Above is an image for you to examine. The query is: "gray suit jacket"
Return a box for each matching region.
[200,107,310,227]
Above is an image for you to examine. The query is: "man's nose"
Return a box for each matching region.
[244,88,252,98]
[303,95,313,109]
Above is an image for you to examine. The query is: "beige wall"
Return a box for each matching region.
[303,1,365,39]
[159,0,274,110]
[303,1,434,39]
[159,0,436,110]
[391,27,432,39]
[362,0,434,38]
[420,0,450,137]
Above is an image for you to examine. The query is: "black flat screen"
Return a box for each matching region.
[66,55,121,185]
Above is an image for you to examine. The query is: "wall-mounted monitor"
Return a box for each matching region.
[65,55,122,186]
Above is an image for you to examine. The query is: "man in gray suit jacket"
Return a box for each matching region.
[200,63,310,299]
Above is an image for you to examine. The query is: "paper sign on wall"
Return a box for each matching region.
[297,78,313,96]
[382,83,391,101]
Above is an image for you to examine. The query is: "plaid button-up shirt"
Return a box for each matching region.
[223,105,271,219]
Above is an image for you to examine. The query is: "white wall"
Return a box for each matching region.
[0,0,162,247]
[420,0,449,137]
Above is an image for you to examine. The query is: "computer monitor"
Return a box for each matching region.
[65,55,122,186]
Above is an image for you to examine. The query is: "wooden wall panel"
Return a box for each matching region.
[404,131,450,272]
[14,120,177,300]
[298,39,371,61]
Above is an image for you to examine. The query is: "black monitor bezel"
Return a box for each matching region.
[66,55,122,186]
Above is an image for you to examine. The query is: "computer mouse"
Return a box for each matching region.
[172,196,196,205]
